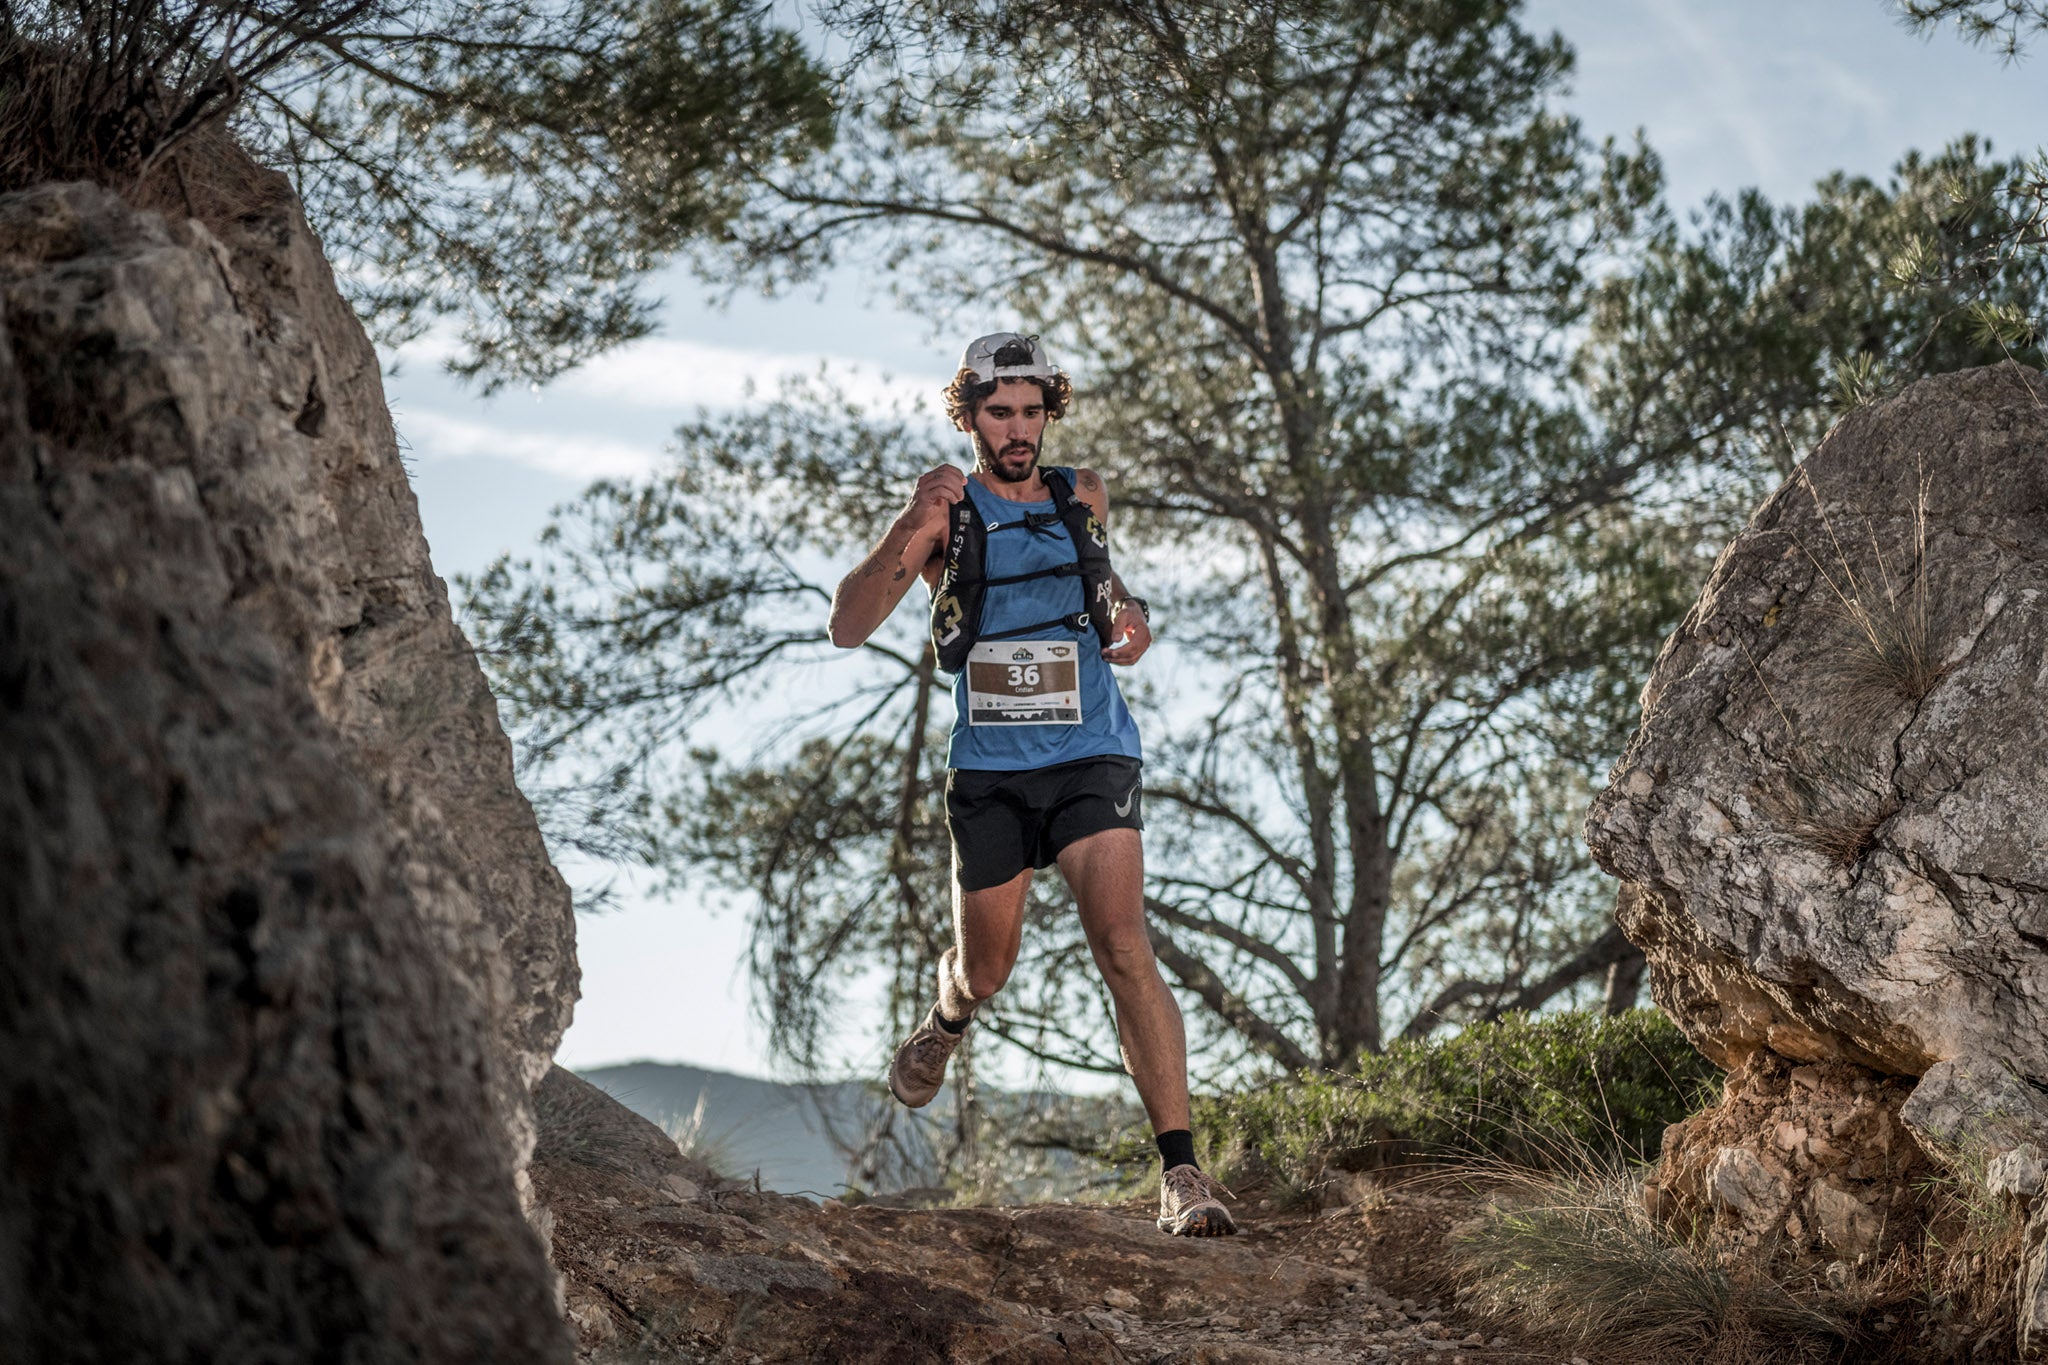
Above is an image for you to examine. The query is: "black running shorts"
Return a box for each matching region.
[945,755,1144,893]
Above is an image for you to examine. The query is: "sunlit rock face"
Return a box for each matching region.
[1589,362,2048,1114]
[0,170,575,1359]
[1588,363,2048,1342]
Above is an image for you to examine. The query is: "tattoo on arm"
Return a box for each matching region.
[892,566,906,581]
[1080,470,1100,491]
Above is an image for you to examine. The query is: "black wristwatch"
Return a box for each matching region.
[1119,596,1150,623]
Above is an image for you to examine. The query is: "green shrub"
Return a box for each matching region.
[1192,1009,1720,1190]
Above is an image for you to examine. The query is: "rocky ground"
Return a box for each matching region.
[545,1169,1576,1364]
[534,1075,1581,1365]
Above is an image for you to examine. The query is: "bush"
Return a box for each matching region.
[1192,1009,1720,1192]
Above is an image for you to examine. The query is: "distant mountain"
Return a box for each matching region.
[576,1060,1142,1201]
[576,1060,910,1197]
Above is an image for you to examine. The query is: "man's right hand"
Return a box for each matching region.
[831,466,962,647]
[908,465,968,524]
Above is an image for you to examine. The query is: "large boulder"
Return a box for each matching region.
[1587,362,2048,1338]
[1588,361,2048,1130]
[0,165,578,1194]
[0,169,575,1357]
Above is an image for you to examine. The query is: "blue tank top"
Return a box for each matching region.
[945,470,1142,771]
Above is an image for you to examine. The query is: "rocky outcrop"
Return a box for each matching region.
[1642,1052,1934,1262]
[1588,363,2048,1341]
[0,165,577,1186]
[1589,362,2048,1089]
[0,172,575,1356]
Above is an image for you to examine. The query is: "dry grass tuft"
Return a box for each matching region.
[660,1090,739,1181]
[1753,749,1901,866]
[0,36,289,225]
[1453,1166,1854,1364]
[1793,804,1897,865]
[1794,464,1952,709]
[0,16,321,230]
[534,1072,736,1184]
[1883,1167,2029,1360]
[1451,1155,2037,1364]
[533,1071,649,1178]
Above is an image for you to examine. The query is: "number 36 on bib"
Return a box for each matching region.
[965,640,1082,726]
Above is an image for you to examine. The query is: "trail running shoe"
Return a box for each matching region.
[888,1006,964,1108]
[1157,1164,1237,1237]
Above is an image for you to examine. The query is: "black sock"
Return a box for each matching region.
[935,1007,971,1034]
[1156,1129,1198,1171]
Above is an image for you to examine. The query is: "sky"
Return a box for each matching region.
[388,0,2048,1081]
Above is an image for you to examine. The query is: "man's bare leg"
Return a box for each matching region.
[1059,828,1233,1235]
[1055,828,1189,1133]
[941,862,1033,1019]
[890,864,1030,1107]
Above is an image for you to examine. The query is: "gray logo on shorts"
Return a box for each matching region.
[1114,783,1139,817]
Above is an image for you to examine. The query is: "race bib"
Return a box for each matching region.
[966,640,1082,726]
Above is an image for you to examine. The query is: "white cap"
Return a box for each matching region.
[960,332,1061,383]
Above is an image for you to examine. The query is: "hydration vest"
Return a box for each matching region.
[929,469,1116,675]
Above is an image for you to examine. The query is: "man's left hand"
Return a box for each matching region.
[1102,604,1152,665]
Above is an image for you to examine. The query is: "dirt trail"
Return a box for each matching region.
[538,1132,1573,1364]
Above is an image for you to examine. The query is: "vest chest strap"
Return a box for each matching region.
[928,468,1115,674]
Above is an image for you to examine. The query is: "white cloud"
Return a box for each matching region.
[555,335,946,415]
[400,408,663,481]
[1804,55,1891,130]
[386,329,960,485]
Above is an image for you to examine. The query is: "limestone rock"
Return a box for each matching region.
[1707,1146,1790,1221]
[1901,1054,2048,1167]
[0,172,574,1358]
[1642,1051,1932,1261]
[1588,362,2048,1110]
[1988,1146,2047,1203]
[534,1064,713,1197]
[1591,365,2048,1351]
[1805,1178,1885,1260]
[2025,1207,2048,1355]
[0,171,576,1196]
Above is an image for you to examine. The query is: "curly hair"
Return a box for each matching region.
[941,340,1074,427]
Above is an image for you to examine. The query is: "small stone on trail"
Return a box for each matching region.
[1213,1314,1242,1329]
[1102,1287,1138,1310]
[567,1304,613,1342]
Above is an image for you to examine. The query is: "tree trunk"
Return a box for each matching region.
[1603,945,1648,1015]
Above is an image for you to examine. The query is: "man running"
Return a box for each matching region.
[827,332,1235,1237]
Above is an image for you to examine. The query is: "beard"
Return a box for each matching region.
[975,432,1042,483]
